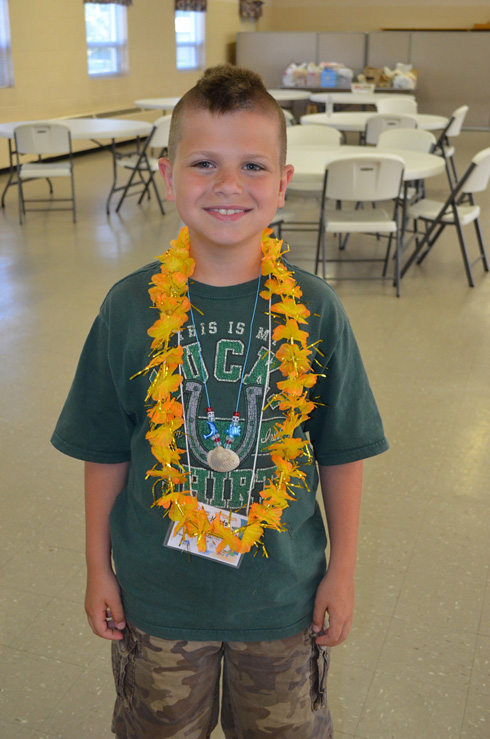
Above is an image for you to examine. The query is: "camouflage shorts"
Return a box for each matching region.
[111,622,333,739]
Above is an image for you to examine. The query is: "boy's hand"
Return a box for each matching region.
[312,568,354,647]
[85,568,126,641]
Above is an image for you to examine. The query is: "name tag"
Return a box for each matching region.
[164,502,247,568]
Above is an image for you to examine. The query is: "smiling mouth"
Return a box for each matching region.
[206,208,251,215]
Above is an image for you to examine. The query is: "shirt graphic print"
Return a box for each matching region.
[165,308,300,512]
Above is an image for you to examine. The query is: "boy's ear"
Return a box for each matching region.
[158,158,175,201]
[277,164,294,209]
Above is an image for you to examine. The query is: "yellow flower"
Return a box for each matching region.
[275,342,312,377]
[277,393,315,417]
[236,521,265,553]
[260,481,295,507]
[272,319,309,347]
[148,313,188,348]
[270,298,310,323]
[150,444,185,467]
[248,502,283,529]
[268,435,306,460]
[147,371,183,402]
[210,514,244,554]
[148,397,183,425]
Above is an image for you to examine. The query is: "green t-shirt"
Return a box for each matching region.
[51,259,388,642]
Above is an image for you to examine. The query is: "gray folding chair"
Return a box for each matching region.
[377,128,437,203]
[363,114,417,145]
[114,115,172,214]
[270,125,343,238]
[402,147,490,288]
[314,154,405,296]
[282,109,296,127]
[14,123,76,224]
[376,98,418,115]
[432,105,468,188]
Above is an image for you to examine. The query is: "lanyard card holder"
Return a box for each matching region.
[164,502,247,568]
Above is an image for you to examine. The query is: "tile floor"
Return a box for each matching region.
[0,129,489,738]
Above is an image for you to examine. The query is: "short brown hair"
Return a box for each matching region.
[168,65,287,166]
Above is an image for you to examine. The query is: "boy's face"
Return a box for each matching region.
[159,108,293,258]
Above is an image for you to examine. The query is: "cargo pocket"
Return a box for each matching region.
[308,631,330,711]
[111,626,137,710]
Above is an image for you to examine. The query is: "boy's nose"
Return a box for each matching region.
[213,169,243,195]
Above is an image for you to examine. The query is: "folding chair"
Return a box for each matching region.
[286,124,342,148]
[314,153,405,296]
[282,109,296,126]
[377,128,437,203]
[115,115,172,214]
[376,98,418,115]
[269,125,343,238]
[377,128,436,154]
[14,123,76,224]
[363,114,417,145]
[432,105,468,188]
[401,147,490,288]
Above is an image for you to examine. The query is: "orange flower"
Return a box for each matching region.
[210,514,244,554]
[147,371,183,402]
[150,444,185,467]
[147,467,187,485]
[236,521,265,553]
[277,393,315,418]
[272,320,309,347]
[277,372,317,396]
[248,502,283,529]
[260,275,303,300]
[268,435,306,460]
[148,397,184,425]
[275,342,312,377]
[148,313,189,348]
[155,490,189,510]
[260,481,295,507]
[270,454,295,477]
[270,298,310,323]
[161,247,195,277]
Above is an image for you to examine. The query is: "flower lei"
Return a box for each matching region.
[137,226,319,556]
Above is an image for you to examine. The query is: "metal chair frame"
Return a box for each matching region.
[432,105,468,188]
[114,116,172,214]
[401,147,490,287]
[14,123,76,224]
[314,154,405,296]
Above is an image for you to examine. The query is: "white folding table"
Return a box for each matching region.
[267,90,313,103]
[299,112,449,133]
[134,98,181,113]
[0,118,153,213]
[287,144,445,185]
[309,92,416,115]
[284,144,446,275]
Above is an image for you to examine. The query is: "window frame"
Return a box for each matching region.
[0,0,14,89]
[84,3,129,79]
[175,10,205,72]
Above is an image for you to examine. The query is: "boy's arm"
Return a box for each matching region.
[85,460,129,641]
[312,461,363,647]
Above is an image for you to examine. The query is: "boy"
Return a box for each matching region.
[52,65,388,738]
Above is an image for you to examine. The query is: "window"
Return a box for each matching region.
[84,3,128,77]
[175,11,205,71]
[0,0,14,88]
